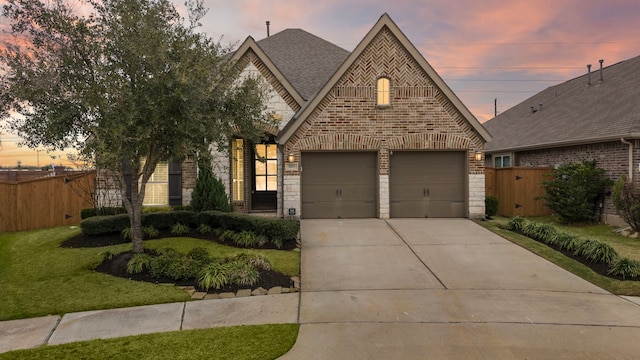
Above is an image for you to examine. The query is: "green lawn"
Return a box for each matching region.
[479,217,640,296]
[0,226,300,321]
[0,324,299,360]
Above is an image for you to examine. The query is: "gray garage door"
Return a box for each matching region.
[390,151,465,218]
[302,152,377,219]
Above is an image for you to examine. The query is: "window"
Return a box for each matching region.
[140,159,169,206]
[232,139,244,201]
[493,154,512,168]
[377,77,390,106]
[255,144,277,191]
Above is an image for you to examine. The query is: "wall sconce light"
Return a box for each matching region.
[287,153,296,163]
[474,151,484,161]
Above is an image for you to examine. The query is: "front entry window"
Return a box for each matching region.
[255,144,277,191]
[232,139,244,201]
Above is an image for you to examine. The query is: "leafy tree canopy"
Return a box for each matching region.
[0,0,273,252]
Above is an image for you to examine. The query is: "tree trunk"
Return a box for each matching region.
[129,176,145,254]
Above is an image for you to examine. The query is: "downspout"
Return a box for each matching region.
[621,138,633,182]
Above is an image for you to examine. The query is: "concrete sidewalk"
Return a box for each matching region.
[281,219,640,360]
[0,293,298,354]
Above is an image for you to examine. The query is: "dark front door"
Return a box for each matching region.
[251,142,277,211]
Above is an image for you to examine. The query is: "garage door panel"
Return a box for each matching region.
[302,152,377,219]
[390,151,465,218]
[427,201,465,218]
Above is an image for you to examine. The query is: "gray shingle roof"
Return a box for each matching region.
[256,29,350,101]
[484,54,640,152]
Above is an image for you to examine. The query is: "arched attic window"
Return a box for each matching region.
[377,77,390,107]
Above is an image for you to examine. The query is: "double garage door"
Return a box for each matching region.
[301,151,465,219]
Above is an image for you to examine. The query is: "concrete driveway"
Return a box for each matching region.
[280,219,640,359]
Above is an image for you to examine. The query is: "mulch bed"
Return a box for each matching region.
[508,228,639,282]
[64,230,298,294]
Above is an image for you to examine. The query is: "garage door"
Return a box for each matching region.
[390,151,465,218]
[302,152,377,219]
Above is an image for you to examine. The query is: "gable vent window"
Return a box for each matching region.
[377,77,390,106]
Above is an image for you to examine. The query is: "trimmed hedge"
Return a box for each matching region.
[80,207,127,219]
[81,214,131,236]
[81,210,300,248]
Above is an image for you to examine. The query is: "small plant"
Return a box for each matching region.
[121,227,132,240]
[560,237,584,252]
[533,223,558,244]
[198,263,232,290]
[127,253,153,274]
[219,230,236,242]
[552,232,576,248]
[485,196,498,219]
[584,241,619,264]
[143,225,159,239]
[187,247,211,263]
[99,250,115,261]
[233,231,257,248]
[171,223,190,236]
[197,224,212,234]
[506,217,526,232]
[228,253,272,271]
[229,262,260,286]
[608,258,640,279]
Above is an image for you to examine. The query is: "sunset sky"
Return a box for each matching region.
[1,0,640,168]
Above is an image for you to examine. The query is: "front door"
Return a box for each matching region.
[251,142,277,211]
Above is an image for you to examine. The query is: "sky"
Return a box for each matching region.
[1,0,640,168]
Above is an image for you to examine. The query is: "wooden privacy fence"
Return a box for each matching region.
[485,167,554,217]
[0,171,95,232]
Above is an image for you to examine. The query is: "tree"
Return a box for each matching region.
[0,0,272,253]
[191,156,232,212]
[539,161,612,223]
[612,174,640,233]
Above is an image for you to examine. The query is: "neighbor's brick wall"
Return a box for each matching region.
[516,140,640,218]
[283,26,486,218]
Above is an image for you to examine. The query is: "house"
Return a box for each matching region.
[483,54,640,226]
[215,13,490,219]
[99,13,491,219]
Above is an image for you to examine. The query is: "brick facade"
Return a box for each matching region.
[515,140,640,224]
[282,27,486,218]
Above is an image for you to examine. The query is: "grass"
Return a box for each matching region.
[478,217,640,296]
[0,226,300,321]
[0,324,299,360]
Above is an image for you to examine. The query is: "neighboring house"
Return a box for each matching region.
[99,13,492,219]
[483,54,640,226]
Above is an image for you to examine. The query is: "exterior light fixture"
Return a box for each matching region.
[287,153,296,163]
[474,151,483,161]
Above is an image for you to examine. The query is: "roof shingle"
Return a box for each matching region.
[484,54,640,152]
[256,29,350,101]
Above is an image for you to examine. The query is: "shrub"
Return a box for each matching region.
[197,211,223,229]
[191,158,232,212]
[142,206,171,214]
[127,253,153,274]
[142,226,159,239]
[485,196,498,218]
[121,227,132,240]
[232,231,257,248]
[539,161,612,223]
[197,224,212,234]
[608,258,640,279]
[198,263,232,290]
[171,223,190,236]
[612,174,640,233]
[506,216,526,232]
[582,241,618,264]
[81,207,127,219]
[228,262,259,287]
[187,247,211,263]
[169,210,198,227]
[148,248,180,278]
[141,212,174,230]
[228,253,272,271]
[81,214,130,236]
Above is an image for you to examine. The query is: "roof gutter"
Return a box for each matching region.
[621,138,634,182]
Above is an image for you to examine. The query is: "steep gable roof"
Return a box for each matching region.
[484,54,640,153]
[256,29,350,101]
[278,13,491,144]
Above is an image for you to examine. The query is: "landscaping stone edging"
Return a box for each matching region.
[178,276,300,300]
